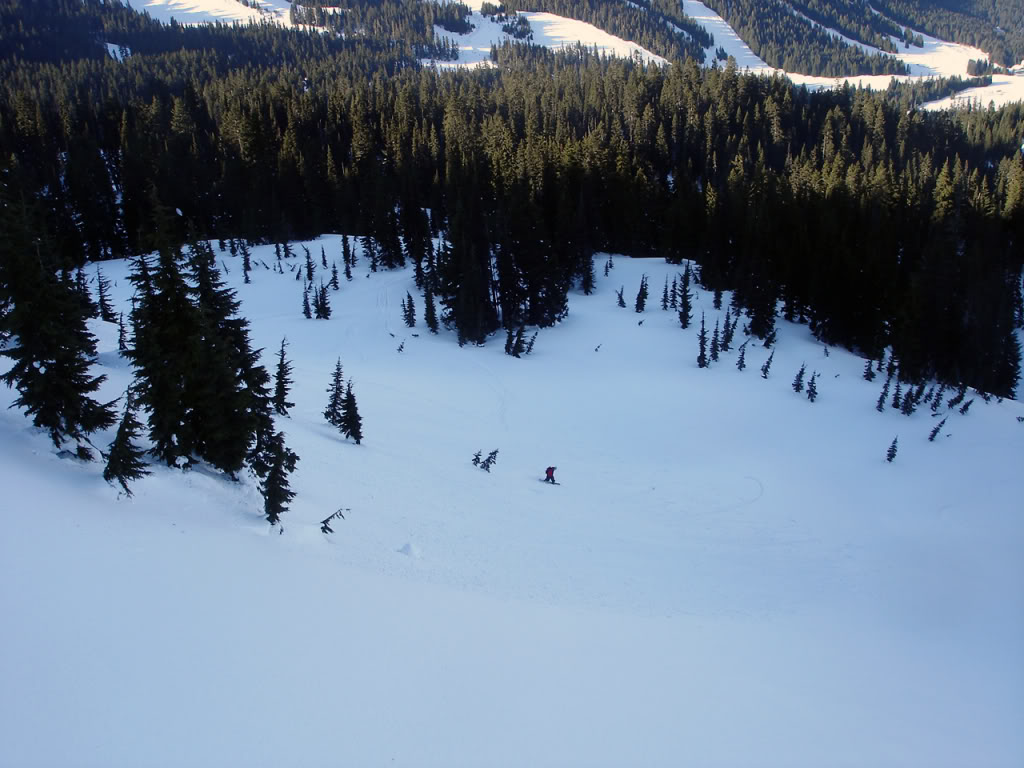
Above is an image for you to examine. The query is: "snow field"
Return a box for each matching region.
[1,239,1022,766]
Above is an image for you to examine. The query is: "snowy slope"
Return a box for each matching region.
[2,240,1023,767]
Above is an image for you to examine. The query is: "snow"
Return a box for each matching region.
[2,241,1023,766]
[105,42,130,61]
[128,0,1023,107]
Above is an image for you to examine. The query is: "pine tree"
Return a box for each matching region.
[863,360,876,381]
[302,283,312,319]
[471,450,482,466]
[261,429,298,526]
[661,277,669,311]
[320,245,328,268]
[892,380,903,409]
[931,384,946,412]
[330,262,340,290]
[581,255,596,296]
[118,312,128,353]
[103,391,149,496]
[959,398,974,415]
[713,287,723,310]
[670,276,678,309]
[403,291,416,327]
[242,242,252,284]
[886,436,898,462]
[480,449,498,471]
[760,349,774,379]
[273,338,294,416]
[721,308,733,351]
[710,319,720,362]
[697,312,708,368]
[341,381,363,444]
[928,417,947,441]
[304,246,315,283]
[807,372,818,402]
[324,359,344,426]
[678,267,693,329]
[96,267,116,322]
[616,286,626,308]
[737,341,747,371]
[877,375,892,412]
[793,363,806,393]
[424,286,439,334]
[317,281,331,319]
[901,388,916,415]
[75,267,98,319]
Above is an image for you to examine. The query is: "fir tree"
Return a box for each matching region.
[959,398,974,415]
[886,436,898,462]
[95,267,116,322]
[275,242,282,261]
[737,341,747,371]
[710,319,720,362]
[75,267,98,319]
[273,338,294,416]
[304,245,315,283]
[472,450,482,466]
[877,375,892,412]
[901,388,916,415]
[670,276,678,309]
[581,255,596,296]
[721,308,733,351]
[863,360,876,381]
[678,267,693,329]
[103,391,149,497]
[330,262,340,290]
[928,417,947,441]
[424,286,439,334]
[261,429,298,526]
[948,385,967,409]
[302,283,312,319]
[480,449,498,471]
[760,349,775,379]
[697,312,708,368]
[317,281,331,319]
[241,242,252,284]
[403,291,416,327]
[324,359,344,426]
[713,287,723,310]
[321,245,328,268]
[341,381,363,444]
[931,384,946,412]
[892,380,903,409]
[118,312,128,353]
[661,276,669,311]
[793,363,806,393]
[616,286,626,308]
[525,332,538,355]
[807,372,818,402]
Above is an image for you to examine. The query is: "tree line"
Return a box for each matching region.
[1,0,1022,403]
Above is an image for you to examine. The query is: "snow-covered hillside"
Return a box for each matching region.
[124,0,1024,107]
[2,240,1022,767]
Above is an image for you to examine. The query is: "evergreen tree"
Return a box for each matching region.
[877,375,892,412]
[241,242,252,284]
[886,436,898,462]
[661,276,670,310]
[96,267,116,322]
[324,359,344,426]
[710,319,720,362]
[793,363,806,393]
[737,341,748,371]
[75,267,98,319]
[713,288,723,310]
[807,372,818,402]
[321,245,328,268]
[424,285,439,334]
[931,384,946,412]
[273,338,294,416]
[891,380,903,409]
[721,308,733,351]
[302,283,312,319]
[118,312,128,353]
[403,291,417,327]
[103,391,149,497]
[480,449,499,471]
[697,312,708,368]
[959,398,974,415]
[341,381,363,444]
[471,449,482,466]
[678,267,693,329]
[928,416,947,441]
[616,286,626,308]
[670,276,678,309]
[901,388,916,415]
[581,255,596,296]
[261,429,298,526]
[1,261,116,455]
[330,262,340,290]
[315,281,331,319]
[304,246,315,283]
[863,359,876,381]
[760,349,775,379]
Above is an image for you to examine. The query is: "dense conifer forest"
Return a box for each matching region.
[1,0,1022,438]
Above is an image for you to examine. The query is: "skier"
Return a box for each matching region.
[544,466,557,484]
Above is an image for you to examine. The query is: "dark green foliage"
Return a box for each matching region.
[929,416,947,441]
[760,349,774,379]
[341,381,362,444]
[634,275,648,313]
[697,312,708,369]
[302,283,312,319]
[480,448,498,472]
[304,246,315,283]
[863,360,876,382]
[901,387,916,415]
[403,291,417,328]
[677,268,693,329]
[959,398,975,415]
[807,372,818,402]
[877,375,892,413]
[793,363,807,393]
[661,277,669,311]
[886,435,898,462]
[330,262,340,290]
[95,267,116,322]
[471,449,482,466]
[424,286,439,334]
[241,242,252,284]
[947,385,967,410]
[320,508,347,535]
[103,391,150,497]
[314,281,331,319]
[118,312,128,353]
[891,380,903,410]
[720,308,733,351]
[710,320,720,363]
[273,338,294,416]
[260,430,298,526]
[737,341,747,371]
[931,384,946,412]
[616,287,626,309]
[75,268,98,320]
[324,358,344,427]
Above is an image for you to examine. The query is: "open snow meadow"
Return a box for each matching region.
[1,240,1022,767]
